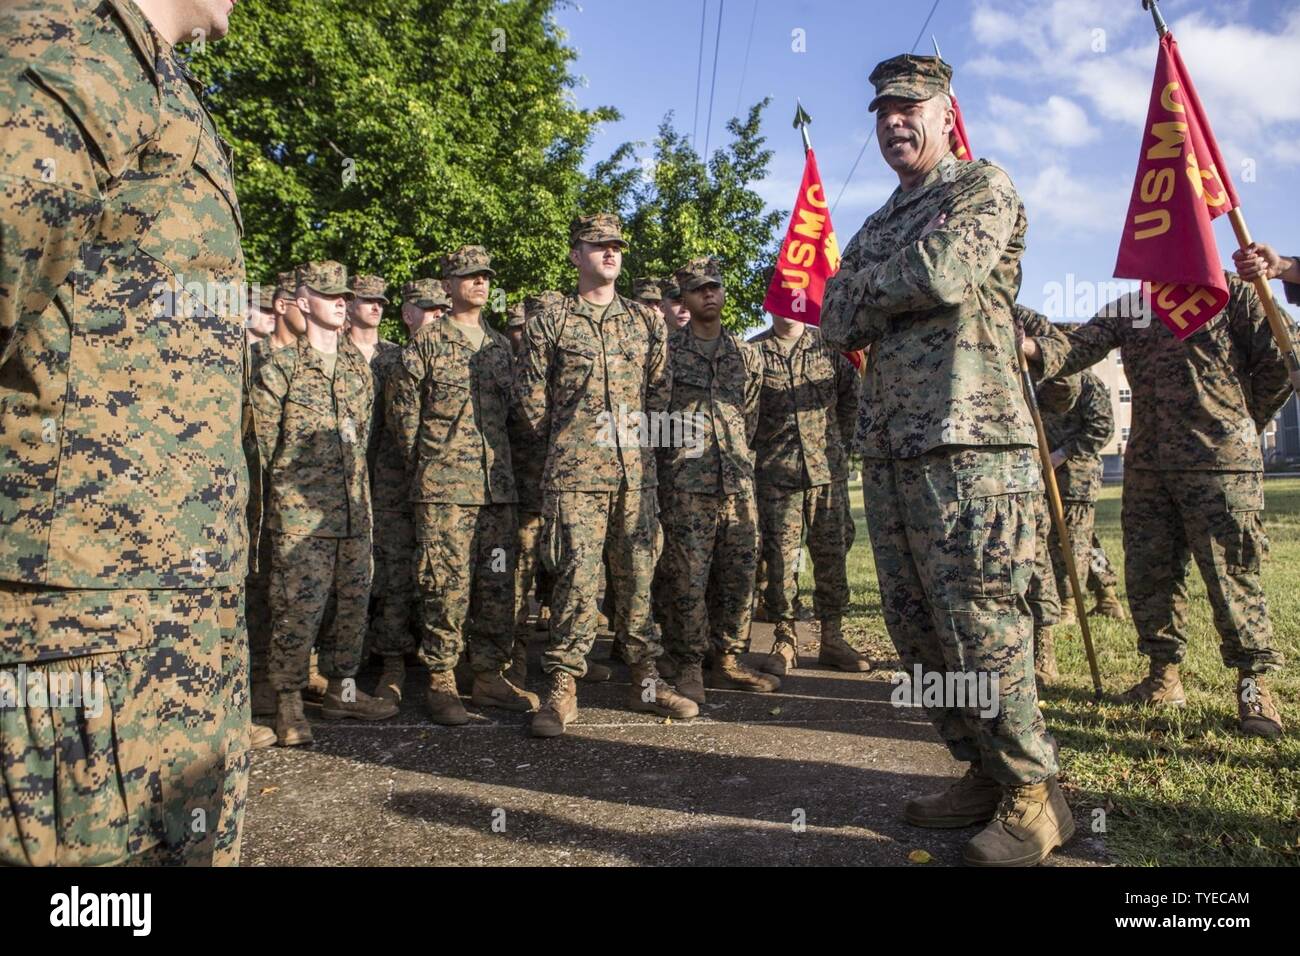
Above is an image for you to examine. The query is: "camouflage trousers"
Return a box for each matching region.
[862,447,1058,787]
[660,484,758,664]
[1026,493,1061,629]
[414,503,516,674]
[268,533,371,691]
[370,506,418,658]
[0,585,248,866]
[245,533,273,683]
[1122,469,1281,673]
[1049,500,1096,609]
[757,479,855,621]
[515,510,543,640]
[541,486,663,677]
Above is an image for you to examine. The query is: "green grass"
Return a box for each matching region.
[827,477,1300,866]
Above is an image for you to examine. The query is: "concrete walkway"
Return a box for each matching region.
[241,623,1108,866]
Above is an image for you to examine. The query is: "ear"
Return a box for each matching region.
[568,245,582,269]
[296,293,310,315]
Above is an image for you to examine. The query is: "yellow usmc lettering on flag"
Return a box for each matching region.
[777,184,841,292]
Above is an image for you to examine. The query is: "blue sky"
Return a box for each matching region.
[554,0,1300,322]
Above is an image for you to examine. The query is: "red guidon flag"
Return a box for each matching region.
[951,90,973,161]
[1115,32,1239,340]
[763,149,859,366]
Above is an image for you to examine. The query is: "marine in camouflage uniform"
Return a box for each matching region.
[0,0,249,865]
[822,55,1070,866]
[369,279,450,703]
[252,262,398,745]
[389,246,533,725]
[1028,272,1295,737]
[506,292,578,688]
[749,321,870,676]
[658,257,778,703]
[516,215,698,737]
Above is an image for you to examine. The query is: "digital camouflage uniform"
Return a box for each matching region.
[252,269,375,694]
[515,218,671,678]
[750,326,860,623]
[658,260,765,665]
[510,292,563,645]
[1014,308,1062,630]
[822,146,1057,787]
[0,0,249,865]
[389,249,518,676]
[348,274,414,660]
[1034,274,1294,673]
[1039,371,1113,608]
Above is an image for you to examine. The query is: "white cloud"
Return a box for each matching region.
[1013,162,1133,235]
[983,93,1100,155]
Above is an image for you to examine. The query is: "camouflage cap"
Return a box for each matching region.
[506,302,526,328]
[569,212,629,248]
[349,273,389,303]
[442,244,497,278]
[674,256,723,293]
[524,290,564,320]
[632,277,663,302]
[402,278,451,309]
[299,260,354,298]
[868,54,953,112]
[274,270,297,300]
[661,277,681,301]
[251,281,276,311]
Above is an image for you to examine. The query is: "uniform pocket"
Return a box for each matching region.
[1221,473,1267,574]
[943,450,1040,601]
[540,492,564,575]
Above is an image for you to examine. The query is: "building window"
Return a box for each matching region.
[1122,427,1131,441]
[1119,388,1131,403]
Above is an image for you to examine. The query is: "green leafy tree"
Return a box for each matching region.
[191,0,617,341]
[584,100,784,332]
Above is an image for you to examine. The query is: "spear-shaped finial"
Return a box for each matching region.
[1143,0,1169,37]
[792,99,812,154]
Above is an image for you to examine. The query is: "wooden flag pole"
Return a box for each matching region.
[1227,209,1300,394]
[1019,351,1105,699]
[1141,0,1300,394]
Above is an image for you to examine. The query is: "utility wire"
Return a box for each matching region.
[692,0,708,146]
[733,0,760,120]
[703,0,726,158]
[830,0,942,216]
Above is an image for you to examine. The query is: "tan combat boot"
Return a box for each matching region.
[321,678,400,721]
[303,653,329,704]
[963,776,1075,866]
[628,661,699,720]
[453,658,475,695]
[1057,595,1077,627]
[426,669,470,726]
[762,621,799,677]
[1033,626,1059,687]
[472,670,540,712]
[374,655,407,703]
[817,618,871,672]
[250,723,278,750]
[251,674,276,718]
[530,671,578,738]
[1089,585,1127,621]
[676,662,706,704]
[708,653,781,693]
[1120,659,1186,708]
[1237,673,1284,739]
[904,764,1002,828]
[275,690,313,747]
[506,638,528,688]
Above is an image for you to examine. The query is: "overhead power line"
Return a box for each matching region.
[703,0,727,158]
